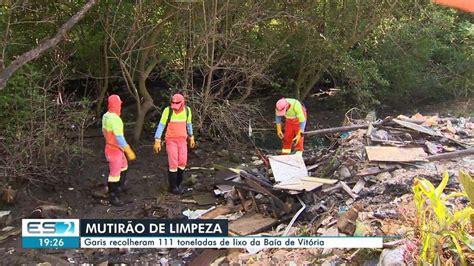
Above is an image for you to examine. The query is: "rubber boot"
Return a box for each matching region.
[117,170,128,193]
[177,168,184,192]
[108,182,124,206]
[168,171,182,195]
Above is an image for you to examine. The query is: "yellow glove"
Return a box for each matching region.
[292,130,302,144]
[123,145,136,161]
[189,136,196,148]
[153,139,161,154]
[276,123,284,139]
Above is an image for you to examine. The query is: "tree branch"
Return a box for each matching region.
[0,0,98,89]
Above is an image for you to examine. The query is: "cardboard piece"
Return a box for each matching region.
[269,154,308,182]
[365,146,427,162]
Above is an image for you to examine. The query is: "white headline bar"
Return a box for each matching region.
[81,237,383,249]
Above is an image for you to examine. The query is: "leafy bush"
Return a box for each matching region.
[0,66,93,185]
[363,6,473,107]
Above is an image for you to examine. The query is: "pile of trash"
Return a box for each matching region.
[184,112,474,264]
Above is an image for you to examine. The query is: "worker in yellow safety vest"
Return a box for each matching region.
[102,95,136,206]
[275,97,307,155]
[153,93,195,194]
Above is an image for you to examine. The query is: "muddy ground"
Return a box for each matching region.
[1,98,472,265]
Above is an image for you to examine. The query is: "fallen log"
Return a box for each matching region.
[427,148,474,161]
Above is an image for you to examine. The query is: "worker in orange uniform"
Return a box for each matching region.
[102,95,136,206]
[153,93,195,194]
[275,97,307,155]
[433,0,474,12]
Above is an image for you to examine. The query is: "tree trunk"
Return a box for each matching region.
[132,99,153,142]
[132,60,157,142]
[0,0,98,89]
[300,68,324,100]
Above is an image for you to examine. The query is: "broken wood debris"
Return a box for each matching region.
[392,119,443,137]
[0,226,21,243]
[183,112,473,247]
[322,183,342,193]
[273,177,324,192]
[427,147,474,161]
[356,165,398,177]
[340,181,358,200]
[229,212,278,236]
[365,146,428,162]
[352,179,366,194]
[301,176,338,184]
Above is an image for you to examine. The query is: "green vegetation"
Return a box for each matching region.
[413,172,473,265]
[0,1,472,179]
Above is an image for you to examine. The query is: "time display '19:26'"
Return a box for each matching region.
[39,238,64,247]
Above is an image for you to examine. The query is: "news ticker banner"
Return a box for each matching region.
[22,219,383,249]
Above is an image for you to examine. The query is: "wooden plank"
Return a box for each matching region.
[352,180,366,194]
[427,148,474,161]
[340,181,358,199]
[301,176,338,184]
[356,166,398,177]
[229,213,278,236]
[392,119,443,137]
[365,146,427,162]
[274,177,324,192]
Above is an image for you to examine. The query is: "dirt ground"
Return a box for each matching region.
[0,130,259,264]
[1,98,472,265]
